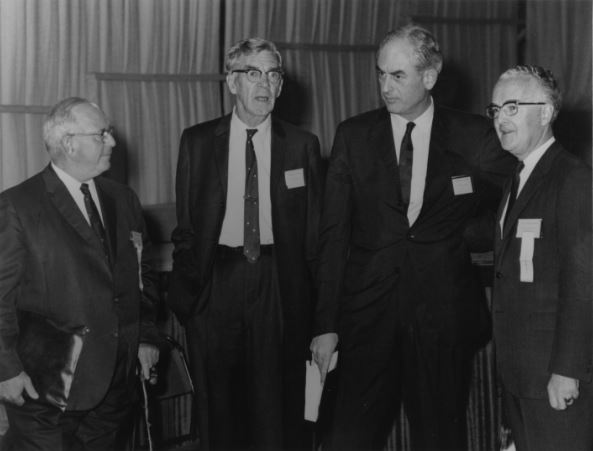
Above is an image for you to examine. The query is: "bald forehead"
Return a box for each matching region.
[70,103,108,126]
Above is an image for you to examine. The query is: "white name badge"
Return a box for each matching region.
[285,168,305,189]
[519,231,536,283]
[451,176,473,195]
[516,218,542,239]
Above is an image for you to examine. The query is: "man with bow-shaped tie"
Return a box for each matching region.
[0,97,161,450]
[489,66,592,451]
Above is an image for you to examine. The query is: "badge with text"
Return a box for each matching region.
[516,218,542,239]
[451,175,473,195]
[285,168,306,189]
[516,219,542,283]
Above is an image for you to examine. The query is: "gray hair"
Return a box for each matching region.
[378,24,443,73]
[498,65,562,121]
[225,37,282,73]
[42,97,94,155]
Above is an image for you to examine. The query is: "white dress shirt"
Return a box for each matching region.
[390,98,434,225]
[218,110,274,246]
[51,163,105,225]
[499,136,555,233]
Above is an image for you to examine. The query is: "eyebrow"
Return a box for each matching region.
[376,66,405,76]
[243,65,282,71]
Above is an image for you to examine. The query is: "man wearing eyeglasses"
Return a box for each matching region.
[168,37,323,451]
[490,65,592,451]
[310,24,514,451]
[0,97,162,450]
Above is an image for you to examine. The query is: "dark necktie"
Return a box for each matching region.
[504,161,525,228]
[243,129,259,263]
[80,183,110,262]
[398,121,416,207]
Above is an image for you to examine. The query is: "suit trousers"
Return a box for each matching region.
[4,337,136,451]
[186,245,284,451]
[502,383,593,451]
[325,324,473,451]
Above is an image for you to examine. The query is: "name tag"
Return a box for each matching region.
[516,219,542,283]
[451,175,473,195]
[516,218,542,239]
[285,168,305,189]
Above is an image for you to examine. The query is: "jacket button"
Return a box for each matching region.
[407,233,415,240]
[496,272,503,279]
[113,331,119,338]
[113,297,120,303]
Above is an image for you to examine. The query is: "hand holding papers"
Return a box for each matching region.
[305,352,338,422]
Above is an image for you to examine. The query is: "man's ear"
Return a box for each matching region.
[540,104,554,126]
[226,73,237,95]
[275,78,284,98]
[61,135,74,155]
[422,68,438,91]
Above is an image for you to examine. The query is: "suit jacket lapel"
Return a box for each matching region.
[420,109,451,218]
[42,166,110,263]
[214,114,232,200]
[96,179,117,265]
[370,109,403,211]
[270,117,286,207]
[501,143,562,239]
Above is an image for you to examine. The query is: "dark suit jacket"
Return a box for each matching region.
[0,165,160,410]
[315,105,513,350]
[168,113,323,422]
[493,141,592,398]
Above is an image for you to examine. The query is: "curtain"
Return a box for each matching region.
[0,0,88,190]
[0,0,222,205]
[525,0,592,164]
[411,0,517,115]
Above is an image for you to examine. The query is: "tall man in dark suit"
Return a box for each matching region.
[168,38,323,451]
[489,65,592,451]
[310,24,514,451]
[0,97,161,450]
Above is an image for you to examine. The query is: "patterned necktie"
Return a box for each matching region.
[80,183,110,262]
[398,121,416,207]
[243,129,259,263]
[504,161,525,228]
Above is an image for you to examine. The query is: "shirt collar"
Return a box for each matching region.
[390,96,434,131]
[51,163,96,190]
[231,108,272,136]
[522,136,555,170]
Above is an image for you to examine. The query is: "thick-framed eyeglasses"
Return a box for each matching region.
[67,127,114,143]
[232,68,283,84]
[485,100,547,119]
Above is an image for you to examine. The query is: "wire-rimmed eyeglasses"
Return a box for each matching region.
[232,68,283,84]
[485,100,547,120]
[67,127,114,143]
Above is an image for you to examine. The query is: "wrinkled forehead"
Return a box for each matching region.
[234,50,281,70]
[70,103,109,129]
[493,75,540,102]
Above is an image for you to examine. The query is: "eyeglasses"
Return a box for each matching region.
[67,127,114,143]
[232,68,283,84]
[485,100,547,119]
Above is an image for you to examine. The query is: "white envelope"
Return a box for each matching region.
[304,351,338,422]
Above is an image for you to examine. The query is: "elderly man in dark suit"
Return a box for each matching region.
[489,65,592,451]
[0,97,161,450]
[168,37,323,451]
[310,24,514,451]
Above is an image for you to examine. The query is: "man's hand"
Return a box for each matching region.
[547,373,579,410]
[138,343,160,383]
[310,333,338,384]
[0,371,38,406]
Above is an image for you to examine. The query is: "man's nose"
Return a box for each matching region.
[104,131,116,147]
